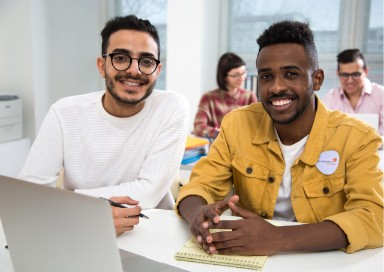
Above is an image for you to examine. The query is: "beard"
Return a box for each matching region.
[261,90,313,125]
[105,71,156,106]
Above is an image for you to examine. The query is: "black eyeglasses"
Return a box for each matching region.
[338,72,362,80]
[102,53,160,75]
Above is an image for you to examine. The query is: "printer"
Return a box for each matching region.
[0,95,22,143]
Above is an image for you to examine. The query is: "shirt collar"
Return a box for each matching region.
[252,96,329,166]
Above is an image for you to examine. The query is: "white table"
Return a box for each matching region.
[1,209,383,272]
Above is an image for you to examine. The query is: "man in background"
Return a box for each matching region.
[176,21,383,256]
[19,15,189,236]
[322,49,383,135]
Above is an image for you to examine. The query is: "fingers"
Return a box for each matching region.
[109,196,139,205]
[226,195,239,205]
[111,205,141,236]
[211,195,239,218]
[115,217,137,236]
[228,201,257,219]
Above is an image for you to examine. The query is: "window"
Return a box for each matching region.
[226,0,383,98]
[110,0,168,90]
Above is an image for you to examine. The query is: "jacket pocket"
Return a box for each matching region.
[302,176,346,221]
[231,152,271,209]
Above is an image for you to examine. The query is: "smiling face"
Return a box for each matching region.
[338,59,368,98]
[97,29,162,117]
[256,43,323,127]
[225,65,247,92]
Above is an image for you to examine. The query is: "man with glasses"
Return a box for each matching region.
[322,49,383,135]
[19,15,189,236]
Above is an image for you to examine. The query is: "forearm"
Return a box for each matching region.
[178,195,207,223]
[276,220,348,253]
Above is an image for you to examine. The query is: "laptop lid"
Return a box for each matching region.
[0,175,187,272]
[349,113,379,133]
[0,175,123,272]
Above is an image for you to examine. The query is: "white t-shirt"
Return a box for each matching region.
[273,133,308,221]
[19,90,189,208]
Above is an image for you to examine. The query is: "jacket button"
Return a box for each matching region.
[322,186,330,194]
[246,167,253,174]
[267,176,274,183]
[261,212,267,218]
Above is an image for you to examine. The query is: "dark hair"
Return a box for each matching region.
[336,49,367,70]
[257,20,319,70]
[217,53,246,91]
[100,15,160,59]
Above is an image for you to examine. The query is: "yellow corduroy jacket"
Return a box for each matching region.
[176,97,383,253]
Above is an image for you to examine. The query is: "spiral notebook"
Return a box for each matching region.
[175,234,267,270]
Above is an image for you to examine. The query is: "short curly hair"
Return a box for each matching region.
[100,15,160,58]
[257,20,318,70]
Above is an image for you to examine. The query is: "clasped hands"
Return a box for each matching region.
[188,195,282,256]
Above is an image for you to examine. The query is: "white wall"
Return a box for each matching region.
[167,0,221,132]
[0,0,222,140]
[0,0,105,140]
[0,0,36,140]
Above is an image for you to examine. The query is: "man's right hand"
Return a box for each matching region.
[108,196,142,236]
[179,195,239,251]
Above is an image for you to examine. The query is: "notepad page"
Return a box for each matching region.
[175,235,267,271]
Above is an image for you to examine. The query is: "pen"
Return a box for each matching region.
[100,197,149,219]
[204,131,213,145]
[213,127,220,139]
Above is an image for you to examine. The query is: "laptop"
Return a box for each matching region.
[349,113,379,133]
[0,175,186,272]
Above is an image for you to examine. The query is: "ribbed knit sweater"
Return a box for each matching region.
[19,90,189,208]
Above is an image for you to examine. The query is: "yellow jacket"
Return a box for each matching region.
[176,98,383,253]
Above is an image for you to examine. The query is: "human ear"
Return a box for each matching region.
[312,69,324,91]
[96,57,106,78]
[154,62,162,77]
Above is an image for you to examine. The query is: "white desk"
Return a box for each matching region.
[1,209,383,272]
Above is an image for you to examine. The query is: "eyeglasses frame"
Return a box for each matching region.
[102,52,160,75]
[338,71,363,80]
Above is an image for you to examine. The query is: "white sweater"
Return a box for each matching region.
[19,90,189,208]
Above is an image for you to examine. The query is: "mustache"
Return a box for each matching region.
[267,93,296,101]
[115,73,149,84]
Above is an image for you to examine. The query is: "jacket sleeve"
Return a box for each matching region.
[325,129,383,253]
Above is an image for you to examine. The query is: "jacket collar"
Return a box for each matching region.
[252,96,329,166]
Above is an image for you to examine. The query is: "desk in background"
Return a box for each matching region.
[1,210,383,272]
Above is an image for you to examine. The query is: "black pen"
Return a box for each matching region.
[100,197,149,219]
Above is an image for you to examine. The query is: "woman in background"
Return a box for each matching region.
[193,52,257,138]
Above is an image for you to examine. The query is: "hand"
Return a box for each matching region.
[109,196,142,236]
[187,195,240,252]
[203,201,281,256]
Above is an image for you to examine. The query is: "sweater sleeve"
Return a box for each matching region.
[193,94,216,138]
[18,106,64,186]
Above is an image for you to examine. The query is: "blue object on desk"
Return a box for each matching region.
[181,154,206,165]
[182,147,206,160]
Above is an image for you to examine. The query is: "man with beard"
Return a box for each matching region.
[176,21,383,255]
[19,15,189,236]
